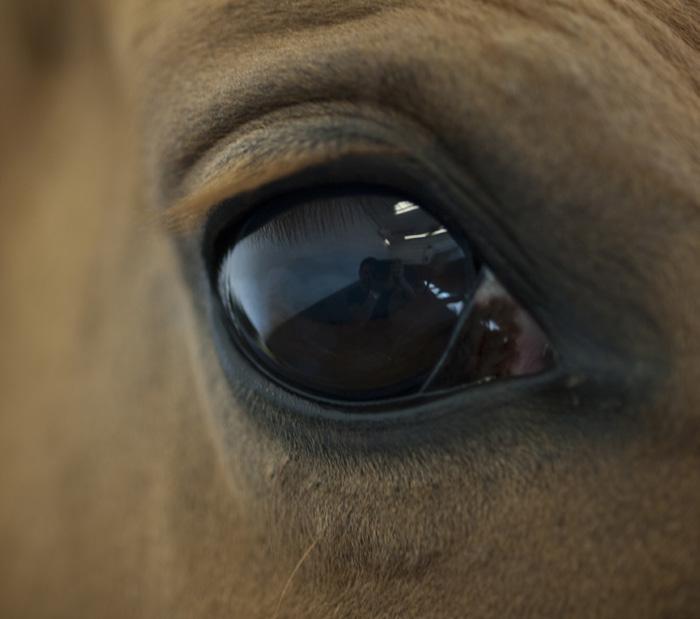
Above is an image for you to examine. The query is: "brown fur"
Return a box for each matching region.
[1,1,699,617]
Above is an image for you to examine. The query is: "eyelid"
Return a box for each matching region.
[161,104,436,234]
[164,141,399,234]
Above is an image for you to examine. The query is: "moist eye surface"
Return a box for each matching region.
[216,188,553,402]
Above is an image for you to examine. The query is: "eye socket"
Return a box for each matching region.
[213,187,554,403]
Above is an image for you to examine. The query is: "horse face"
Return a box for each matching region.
[2,1,699,617]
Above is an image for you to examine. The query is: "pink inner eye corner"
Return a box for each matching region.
[429,270,554,389]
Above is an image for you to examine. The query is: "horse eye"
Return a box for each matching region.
[214,188,554,402]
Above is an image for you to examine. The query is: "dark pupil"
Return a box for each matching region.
[217,190,476,400]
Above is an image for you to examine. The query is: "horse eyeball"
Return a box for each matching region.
[215,188,553,402]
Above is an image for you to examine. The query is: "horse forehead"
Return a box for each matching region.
[109,0,698,50]
[108,0,629,69]
[104,0,698,214]
[107,0,697,135]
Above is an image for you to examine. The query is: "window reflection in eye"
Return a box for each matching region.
[215,189,553,402]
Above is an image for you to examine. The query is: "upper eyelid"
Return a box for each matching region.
[163,140,397,235]
[161,104,442,234]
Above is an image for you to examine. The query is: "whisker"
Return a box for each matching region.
[272,537,319,619]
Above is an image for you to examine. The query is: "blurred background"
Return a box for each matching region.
[0,4,168,615]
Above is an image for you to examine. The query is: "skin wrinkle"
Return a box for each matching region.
[1,1,700,618]
[602,0,700,95]
[142,3,699,214]
[136,5,558,200]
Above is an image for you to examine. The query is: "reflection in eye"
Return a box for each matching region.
[216,190,553,402]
